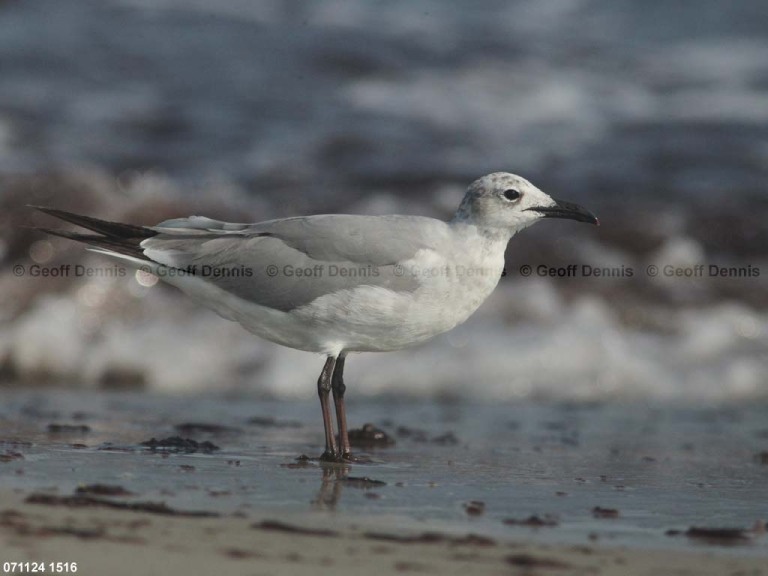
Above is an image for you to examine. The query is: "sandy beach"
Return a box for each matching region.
[2,488,766,576]
[1,389,766,575]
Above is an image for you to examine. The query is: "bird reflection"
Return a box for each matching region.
[311,463,351,510]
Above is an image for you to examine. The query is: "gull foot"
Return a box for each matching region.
[319,450,341,463]
[316,451,373,464]
[340,452,373,464]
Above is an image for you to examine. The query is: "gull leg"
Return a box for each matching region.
[331,354,351,460]
[317,356,338,461]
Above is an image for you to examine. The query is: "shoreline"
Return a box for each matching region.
[2,489,765,576]
[1,389,766,574]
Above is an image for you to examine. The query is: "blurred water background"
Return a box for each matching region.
[1,0,767,401]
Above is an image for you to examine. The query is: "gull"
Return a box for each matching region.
[34,172,598,462]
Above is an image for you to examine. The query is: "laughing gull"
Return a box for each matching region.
[35,172,597,461]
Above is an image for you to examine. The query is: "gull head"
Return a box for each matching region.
[454,172,598,233]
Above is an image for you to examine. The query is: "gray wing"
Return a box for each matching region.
[141,214,449,312]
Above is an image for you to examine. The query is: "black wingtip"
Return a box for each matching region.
[33,227,99,242]
[31,206,157,239]
[28,205,67,217]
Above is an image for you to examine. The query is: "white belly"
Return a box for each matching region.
[156,227,508,356]
[284,244,506,354]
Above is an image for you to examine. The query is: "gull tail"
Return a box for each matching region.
[31,206,158,261]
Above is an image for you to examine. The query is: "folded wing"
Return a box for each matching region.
[142,214,448,312]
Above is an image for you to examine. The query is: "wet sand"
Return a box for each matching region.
[1,388,766,574]
[2,489,766,576]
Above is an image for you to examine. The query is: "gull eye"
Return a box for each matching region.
[502,189,521,201]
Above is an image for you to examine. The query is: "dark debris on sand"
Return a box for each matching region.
[281,455,314,469]
[666,526,752,544]
[338,476,386,489]
[347,424,395,448]
[1,510,107,541]
[25,493,219,517]
[0,451,25,463]
[140,436,220,454]
[503,514,560,527]
[592,506,620,519]
[75,484,134,497]
[47,424,91,434]
[396,425,429,442]
[506,554,571,569]
[463,501,486,516]
[253,520,338,537]
[363,531,496,547]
